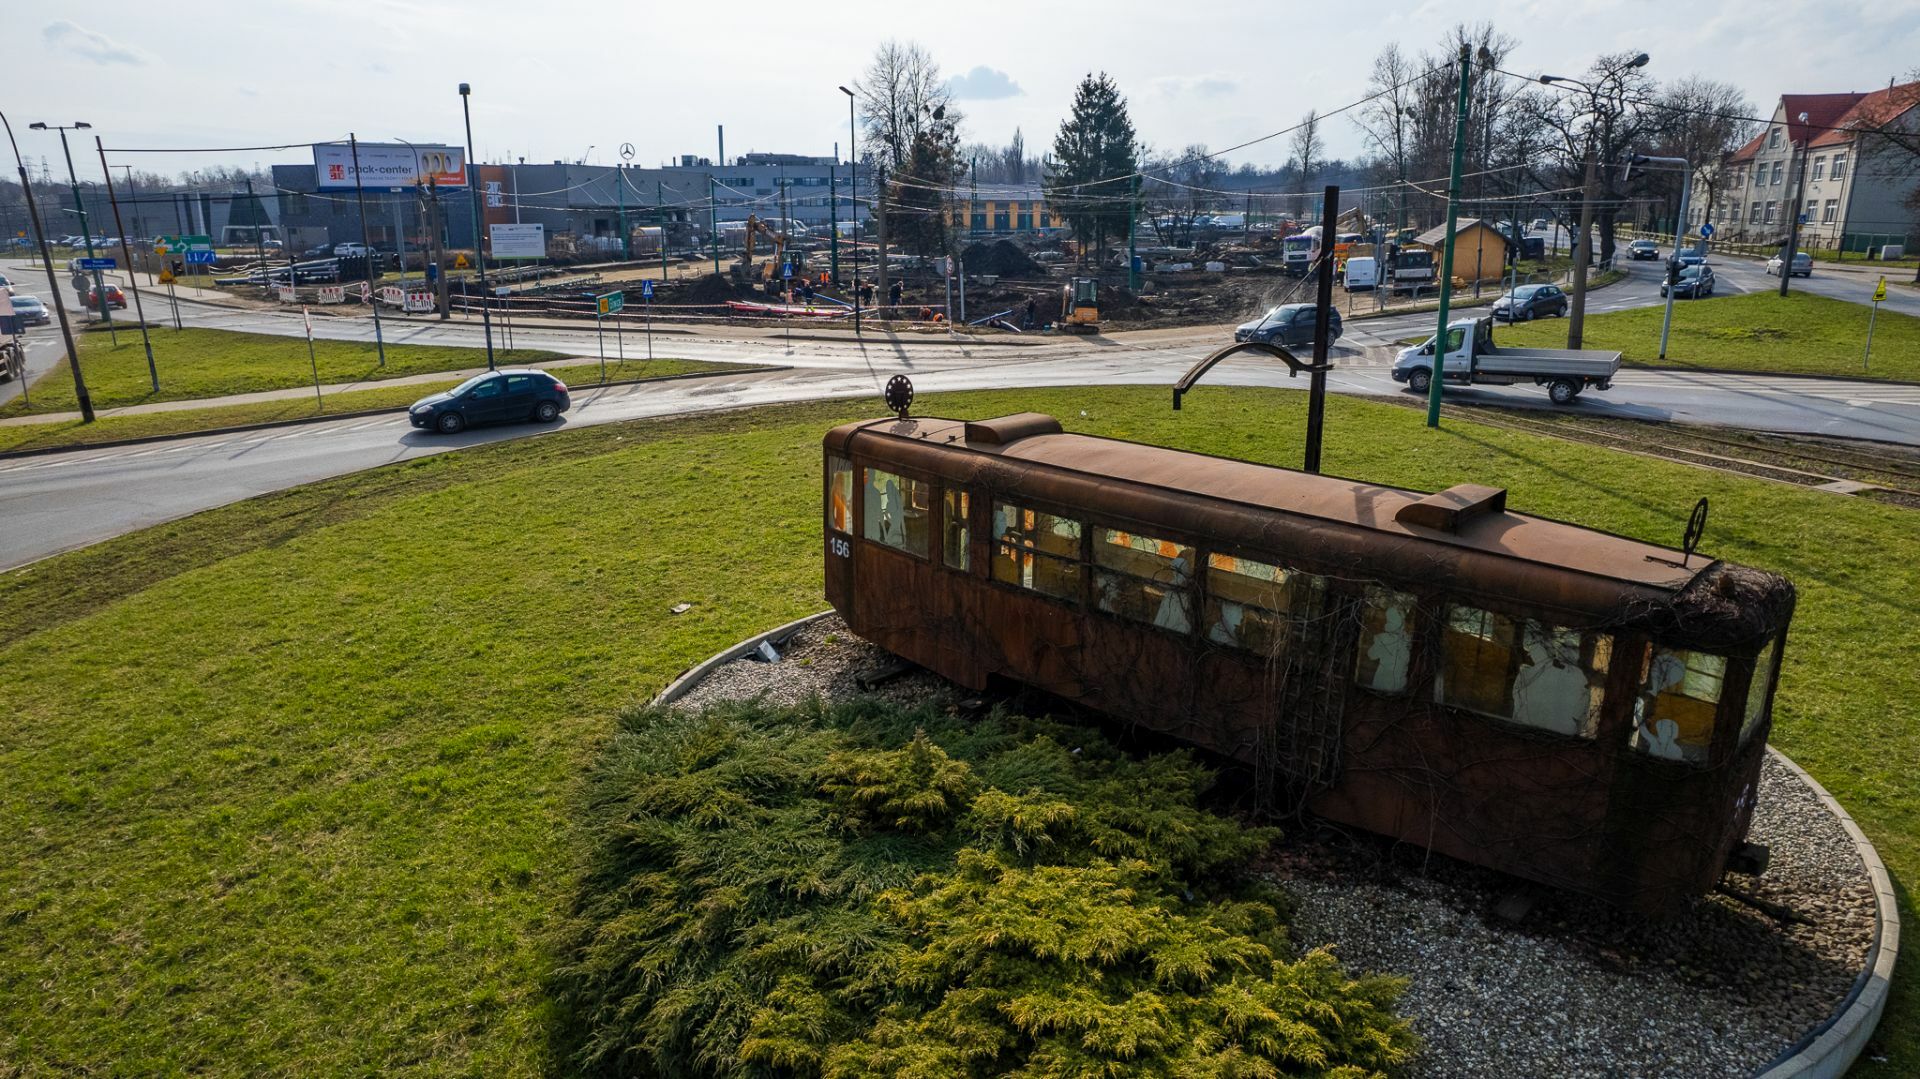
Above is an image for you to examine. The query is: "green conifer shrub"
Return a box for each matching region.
[553,696,1417,1078]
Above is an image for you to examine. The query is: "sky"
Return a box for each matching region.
[6,0,1917,183]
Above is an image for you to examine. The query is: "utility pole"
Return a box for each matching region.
[95,135,159,392]
[829,164,839,285]
[247,176,266,303]
[657,180,667,281]
[875,167,889,321]
[708,174,719,278]
[348,135,388,367]
[1304,184,1339,472]
[425,179,449,320]
[1427,43,1474,428]
[1779,125,1809,298]
[9,113,93,421]
[617,163,630,261]
[457,83,496,369]
[1128,172,1138,292]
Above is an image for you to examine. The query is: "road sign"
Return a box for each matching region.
[1874,276,1887,302]
[641,279,654,300]
[596,291,625,316]
[77,257,116,270]
[1798,213,1808,225]
[184,250,217,265]
[782,262,793,279]
[158,268,176,285]
[453,253,470,269]
[1699,223,1715,238]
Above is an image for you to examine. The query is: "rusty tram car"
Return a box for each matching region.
[823,410,1795,915]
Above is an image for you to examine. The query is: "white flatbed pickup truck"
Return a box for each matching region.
[1392,316,1622,405]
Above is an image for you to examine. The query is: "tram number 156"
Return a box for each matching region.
[829,536,852,559]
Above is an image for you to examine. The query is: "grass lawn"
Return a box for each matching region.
[0,326,568,417]
[0,358,736,455]
[0,387,1915,1075]
[1497,289,1920,380]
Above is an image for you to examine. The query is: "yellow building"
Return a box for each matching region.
[943,184,1065,234]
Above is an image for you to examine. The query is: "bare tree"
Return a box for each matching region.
[1641,77,1756,232]
[855,41,963,177]
[1289,111,1322,218]
[1142,144,1223,245]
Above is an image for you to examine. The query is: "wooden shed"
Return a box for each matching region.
[1415,218,1512,284]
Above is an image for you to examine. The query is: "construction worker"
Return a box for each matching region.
[889,280,903,310]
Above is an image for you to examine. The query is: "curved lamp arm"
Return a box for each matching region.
[1171,340,1331,411]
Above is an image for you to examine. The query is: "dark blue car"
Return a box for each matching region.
[410,369,570,434]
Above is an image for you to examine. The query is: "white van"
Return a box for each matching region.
[1343,255,1380,291]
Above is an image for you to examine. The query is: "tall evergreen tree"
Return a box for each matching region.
[1046,73,1139,261]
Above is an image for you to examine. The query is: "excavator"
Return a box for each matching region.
[1058,276,1099,333]
[734,214,790,283]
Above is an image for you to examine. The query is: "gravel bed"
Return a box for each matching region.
[669,615,1879,1078]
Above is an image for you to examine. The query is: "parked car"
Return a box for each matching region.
[1528,218,1549,233]
[409,369,570,434]
[1627,239,1660,260]
[10,294,50,326]
[1765,251,1813,277]
[1343,256,1380,291]
[300,244,336,259]
[1233,303,1343,348]
[333,242,371,257]
[1491,283,1570,322]
[86,284,129,309]
[1661,264,1716,299]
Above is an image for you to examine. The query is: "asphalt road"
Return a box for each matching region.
[3,255,1919,572]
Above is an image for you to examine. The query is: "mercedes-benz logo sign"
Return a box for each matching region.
[619,143,635,162]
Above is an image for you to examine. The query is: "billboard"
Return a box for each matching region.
[314,143,466,190]
[489,223,546,260]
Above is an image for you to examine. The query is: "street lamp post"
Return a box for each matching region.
[33,122,116,338]
[1628,152,1691,359]
[1540,51,1648,350]
[6,112,92,421]
[94,135,160,392]
[840,85,860,334]
[457,83,496,370]
[348,134,388,367]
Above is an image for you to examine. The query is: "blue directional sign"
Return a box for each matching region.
[1797,212,1808,225]
[641,279,654,300]
[77,257,116,270]
[1698,223,1715,238]
[184,250,217,265]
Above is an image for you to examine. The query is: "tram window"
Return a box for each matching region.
[1633,647,1726,764]
[943,489,970,571]
[827,456,853,534]
[862,467,931,557]
[991,502,1083,601]
[1439,606,1609,737]
[1092,528,1194,632]
[1204,553,1324,656]
[1739,637,1780,745]
[1354,586,1415,695]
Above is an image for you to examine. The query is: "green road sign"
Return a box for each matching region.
[597,291,625,315]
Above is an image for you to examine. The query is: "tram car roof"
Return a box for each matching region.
[827,412,1793,649]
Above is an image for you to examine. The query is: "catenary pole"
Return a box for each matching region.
[94,136,159,392]
[1305,184,1339,472]
[1779,136,1809,298]
[457,83,496,370]
[1426,44,1473,428]
[348,134,388,367]
[8,113,93,421]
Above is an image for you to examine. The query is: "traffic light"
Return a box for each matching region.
[1666,258,1683,287]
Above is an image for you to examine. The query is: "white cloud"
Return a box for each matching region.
[947,66,1023,100]
[42,20,144,65]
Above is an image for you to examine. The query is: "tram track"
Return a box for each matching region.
[1440,405,1920,506]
